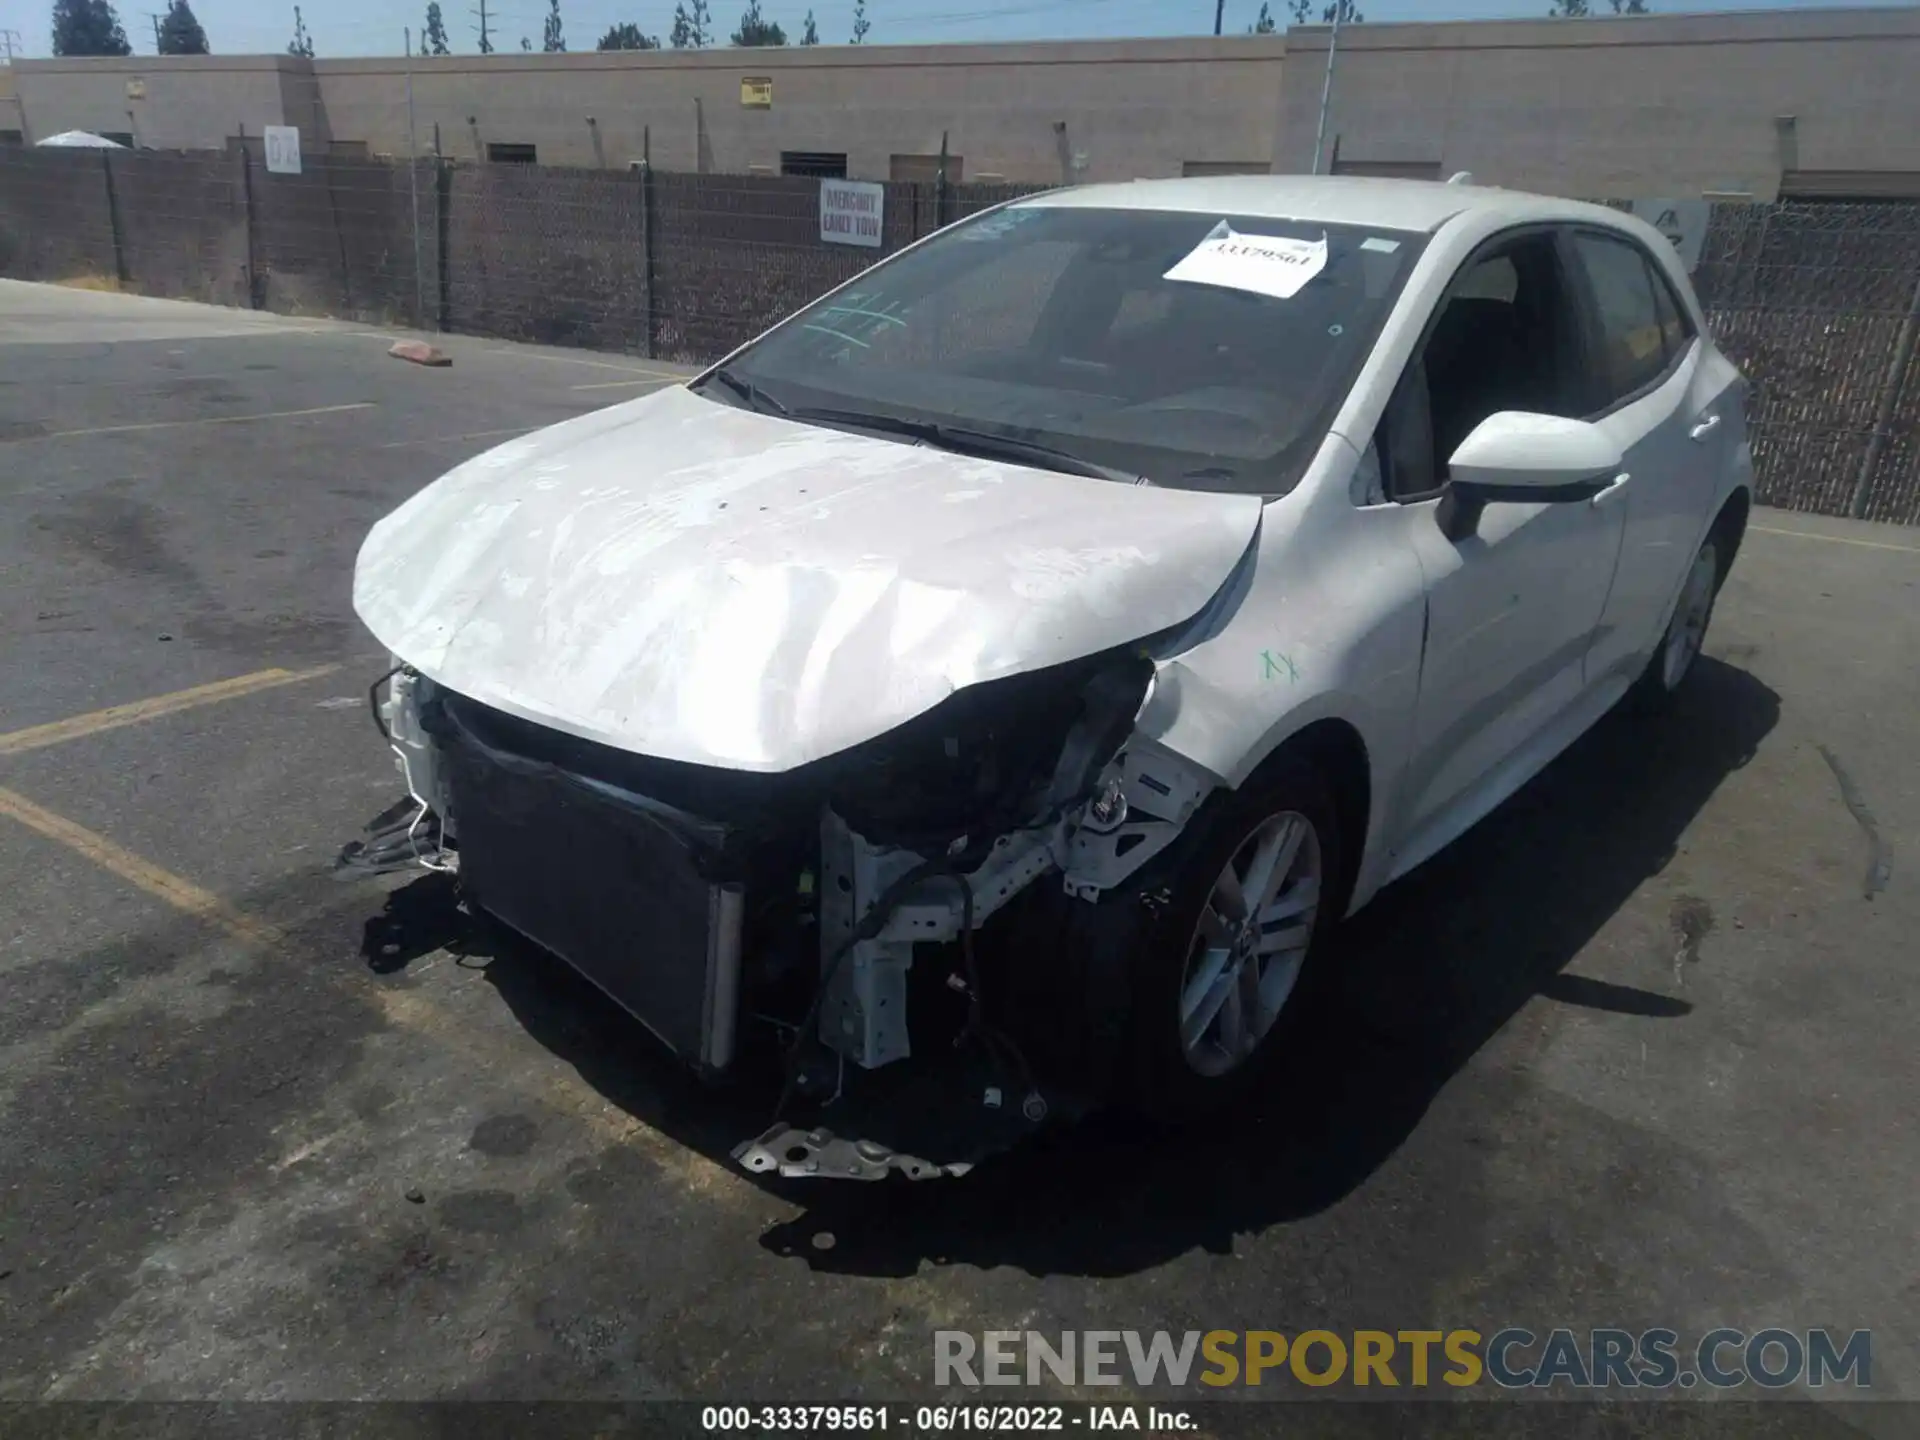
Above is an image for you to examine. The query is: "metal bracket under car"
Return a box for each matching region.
[810,736,1216,1075]
[816,807,1063,1070]
[732,1036,1090,1182]
[1060,737,1216,902]
[734,1124,973,1181]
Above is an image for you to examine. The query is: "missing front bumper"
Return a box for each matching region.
[437,699,748,1076]
[341,673,1109,1183]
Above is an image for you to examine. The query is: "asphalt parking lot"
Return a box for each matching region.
[1,279,1917,1424]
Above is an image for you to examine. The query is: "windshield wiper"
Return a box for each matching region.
[696,366,791,417]
[791,405,1148,486]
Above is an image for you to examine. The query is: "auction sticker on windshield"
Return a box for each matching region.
[1164,221,1328,300]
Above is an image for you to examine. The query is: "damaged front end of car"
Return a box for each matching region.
[339,635,1223,1182]
[336,379,1274,1179]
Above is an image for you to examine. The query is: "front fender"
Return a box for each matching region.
[1132,438,1429,911]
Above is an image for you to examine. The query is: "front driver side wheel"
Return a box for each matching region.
[1121,754,1343,1120]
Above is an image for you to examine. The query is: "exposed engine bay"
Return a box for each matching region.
[340,647,1218,1181]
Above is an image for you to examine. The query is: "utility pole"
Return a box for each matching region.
[1310,2,1345,175]
[472,0,491,53]
[146,10,162,49]
[0,28,23,61]
[404,26,426,331]
[1213,0,1224,35]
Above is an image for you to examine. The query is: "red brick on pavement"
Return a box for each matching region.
[389,340,451,367]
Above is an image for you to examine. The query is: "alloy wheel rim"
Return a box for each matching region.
[1662,545,1719,691]
[1178,810,1322,1078]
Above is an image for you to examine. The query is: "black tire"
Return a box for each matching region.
[1628,536,1723,713]
[1118,752,1344,1122]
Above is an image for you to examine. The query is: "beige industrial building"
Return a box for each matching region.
[5,5,1920,200]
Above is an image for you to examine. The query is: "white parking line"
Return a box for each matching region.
[378,424,537,450]
[570,377,686,391]
[481,348,682,380]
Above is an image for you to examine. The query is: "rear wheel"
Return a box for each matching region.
[1631,537,1720,709]
[1122,755,1342,1119]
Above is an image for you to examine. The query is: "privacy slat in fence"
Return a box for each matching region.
[446,163,649,353]
[0,149,119,285]
[650,173,930,364]
[104,150,249,309]
[2,149,1915,525]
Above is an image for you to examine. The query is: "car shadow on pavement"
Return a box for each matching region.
[363,655,1780,1278]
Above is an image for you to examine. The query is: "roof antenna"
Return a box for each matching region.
[1446,171,1475,185]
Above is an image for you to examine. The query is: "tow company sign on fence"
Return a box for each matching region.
[821,179,885,248]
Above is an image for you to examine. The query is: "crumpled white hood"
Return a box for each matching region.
[353,384,1262,772]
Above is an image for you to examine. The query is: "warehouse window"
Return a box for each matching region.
[0,130,23,147]
[781,150,847,179]
[100,131,134,148]
[487,142,538,164]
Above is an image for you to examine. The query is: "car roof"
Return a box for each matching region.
[1014,174,1626,236]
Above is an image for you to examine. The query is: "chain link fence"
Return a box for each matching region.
[1692,202,1920,524]
[3,146,1917,525]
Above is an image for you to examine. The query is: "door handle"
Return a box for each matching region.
[1591,472,1630,508]
[1689,413,1721,442]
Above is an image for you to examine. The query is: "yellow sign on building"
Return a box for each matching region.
[740,77,773,109]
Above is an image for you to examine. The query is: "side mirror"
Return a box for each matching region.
[1436,411,1624,541]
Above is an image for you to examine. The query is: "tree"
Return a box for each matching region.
[156,0,208,53]
[1249,2,1275,33]
[50,0,132,56]
[800,8,817,43]
[422,1,450,53]
[669,0,710,47]
[1549,0,1648,12]
[286,3,313,55]
[849,0,867,43]
[1287,0,1360,21]
[519,33,531,47]
[542,0,564,49]
[596,19,659,47]
[731,0,784,45]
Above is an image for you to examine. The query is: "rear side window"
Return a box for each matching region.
[1571,231,1678,409]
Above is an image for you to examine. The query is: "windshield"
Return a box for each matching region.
[697,203,1428,495]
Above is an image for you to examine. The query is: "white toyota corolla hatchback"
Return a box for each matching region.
[347,175,1752,1180]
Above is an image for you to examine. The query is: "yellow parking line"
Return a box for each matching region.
[1750,525,1920,555]
[31,403,376,441]
[0,664,340,758]
[0,786,280,947]
[0,784,732,1193]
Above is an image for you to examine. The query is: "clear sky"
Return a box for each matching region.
[0,0,1908,62]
